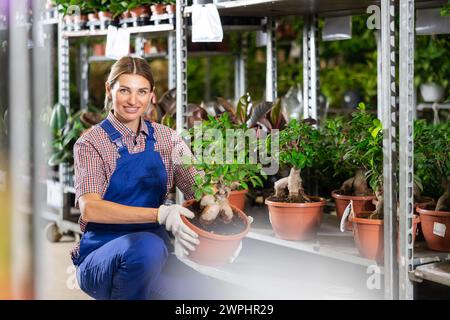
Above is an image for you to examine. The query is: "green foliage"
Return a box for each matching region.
[278,119,320,170]
[342,103,383,193]
[47,103,88,166]
[188,111,266,201]
[414,120,450,199]
[316,116,354,191]
[415,35,450,89]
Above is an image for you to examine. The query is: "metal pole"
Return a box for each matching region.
[58,19,69,111]
[176,0,188,205]
[399,0,415,300]
[32,0,52,299]
[79,42,88,110]
[168,31,176,89]
[9,0,32,299]
[381,0,399,300]
[376,31,382,121]
[303,15,319,120]
[266,17,277,102]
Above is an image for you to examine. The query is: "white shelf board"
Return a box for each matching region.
[62,24,174,38]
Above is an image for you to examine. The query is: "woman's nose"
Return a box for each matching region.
[128,92,137,105]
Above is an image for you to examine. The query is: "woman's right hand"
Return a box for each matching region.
[157,205,199,253]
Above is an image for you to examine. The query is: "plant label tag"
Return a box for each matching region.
[105,26,130,60]
[433,222,446,238]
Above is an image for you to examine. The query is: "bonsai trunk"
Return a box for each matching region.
[199,183,234,224]
[274,167,311,203]
[370,189,384,219]
[435,177,450,211]
[339,168,371,196]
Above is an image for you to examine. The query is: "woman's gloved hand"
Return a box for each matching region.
[158,204,199,252]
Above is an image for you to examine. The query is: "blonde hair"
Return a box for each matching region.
[104,56,155,112]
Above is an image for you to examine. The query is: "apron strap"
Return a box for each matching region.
[144,120,156,151]
[100,119,127,154]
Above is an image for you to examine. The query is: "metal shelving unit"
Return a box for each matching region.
[177,0,450,300]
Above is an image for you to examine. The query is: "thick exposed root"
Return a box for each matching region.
[273,167,311,202]
[435,178,450,211]
[369,191,384,219]
[199,185,234,224]
[340,169,371,196]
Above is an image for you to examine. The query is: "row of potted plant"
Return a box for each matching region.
[51,0,175,25]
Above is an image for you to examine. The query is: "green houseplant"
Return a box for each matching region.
[179,112,265,266]
[265,118,326,240]
[415,120,450,251]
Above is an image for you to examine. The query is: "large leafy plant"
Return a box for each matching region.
[188,111,265,224]
[414,120,450,210]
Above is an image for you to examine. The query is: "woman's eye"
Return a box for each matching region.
[138,90,147,95]
[119,88,129,94]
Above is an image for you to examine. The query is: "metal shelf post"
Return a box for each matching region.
[266,17,277,102]
[303,15,319,120]
[399,0,415,300]
[381,0,399,300]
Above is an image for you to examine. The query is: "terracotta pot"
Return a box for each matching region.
[64,15,74,25]
[351,212,420,263]
[350,212,384,263]
[130,6,150,18]
[166,4,176,14]
[151,4,167,15]
[87,13,99,22]
[98,11,113,21]
[415,196,435,241]
[265,196,326,241]
[417,205,450,252]
[92,43,105,56]
[73,14,87,24]
[181,199,250,267]
[331,190,377,231]
[228,189,248,211]
[122,11,132,19]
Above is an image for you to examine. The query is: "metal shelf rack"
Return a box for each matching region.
[176,0,450,300]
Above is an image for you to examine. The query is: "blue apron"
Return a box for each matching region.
[73,118,169,266]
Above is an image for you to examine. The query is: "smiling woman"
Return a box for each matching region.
[71,56,229,300]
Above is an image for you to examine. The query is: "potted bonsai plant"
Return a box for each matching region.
[320,115,376,230]
[265,118,326,241]
[180,113,264,266]
[415,120,450,252]
[343,104,421,262]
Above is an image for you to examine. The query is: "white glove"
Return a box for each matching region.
[158,204,199,253]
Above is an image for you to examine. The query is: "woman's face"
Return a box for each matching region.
[106,73,153,128]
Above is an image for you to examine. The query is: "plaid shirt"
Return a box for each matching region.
[74,111,198,234]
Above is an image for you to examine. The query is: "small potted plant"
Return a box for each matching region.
[415,120,450,252]
[265,118,326,241]
[320,116,376,230]
[180,113,264,266]
[165,0,176,15]
[150,1,167,16]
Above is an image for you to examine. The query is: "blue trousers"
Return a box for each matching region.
[76,232,229,300]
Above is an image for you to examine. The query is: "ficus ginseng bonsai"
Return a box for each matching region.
[272,118,320,203]
[341,103,384,218]
[188,112,265,225]
[414,120,450,211]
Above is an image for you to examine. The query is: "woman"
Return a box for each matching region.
[72,56,219,300]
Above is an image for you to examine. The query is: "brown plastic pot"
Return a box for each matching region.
[181,199,250,267]
[130,6,150,18]
[98,11,113,21]
[228,189,248,211]
[331,190,376,231]
[414,197,435,241]
[265,196,326,241]
[151,4,166,15]
[416,205,450,252]
[166,4,176,14]
[350,212,420,263]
